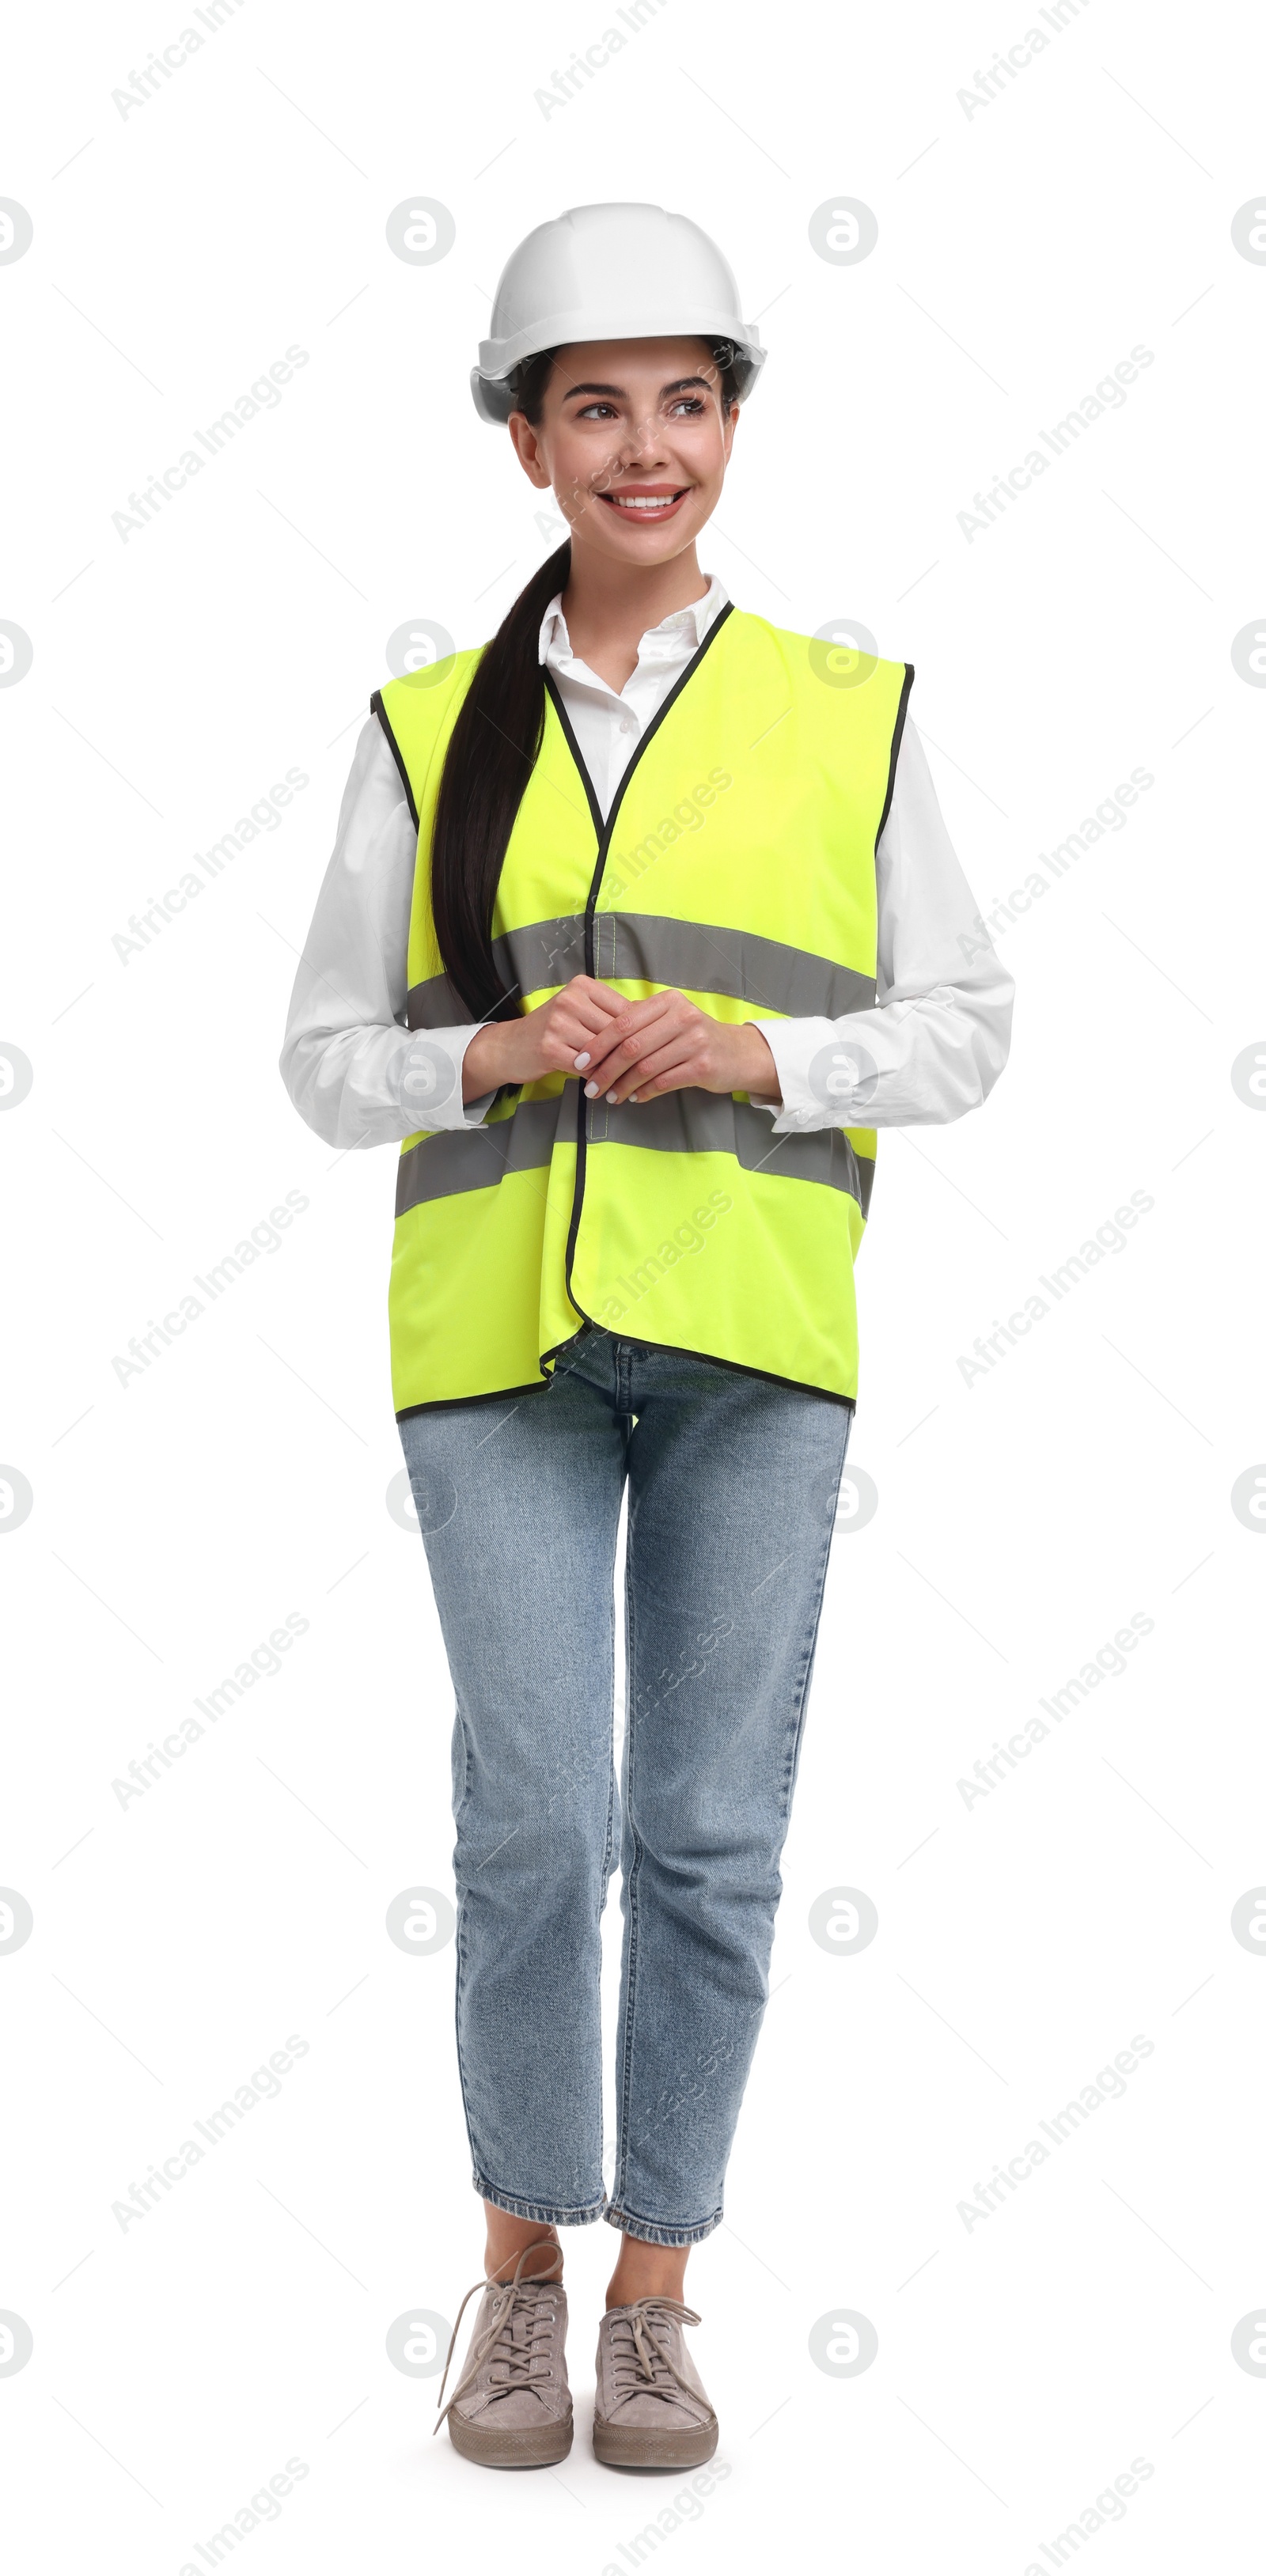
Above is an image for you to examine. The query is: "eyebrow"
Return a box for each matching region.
[562,376,712,400]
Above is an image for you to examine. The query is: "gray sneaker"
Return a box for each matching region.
[434,2242,572,2467]
[593,2297,718,2469]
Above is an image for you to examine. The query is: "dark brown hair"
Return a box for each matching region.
[429,342,741,1025]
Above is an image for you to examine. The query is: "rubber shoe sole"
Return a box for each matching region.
[592,2414,718,2470]
[445,2406,574,2469]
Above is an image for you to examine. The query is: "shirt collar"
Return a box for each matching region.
[536,570,730,669]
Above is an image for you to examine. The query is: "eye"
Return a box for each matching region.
[574,401,620,420]
[669,396,707,415]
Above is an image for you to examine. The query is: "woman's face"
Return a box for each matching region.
[508,337,738,567]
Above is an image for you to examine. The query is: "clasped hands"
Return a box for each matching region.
[461,975,781,1111]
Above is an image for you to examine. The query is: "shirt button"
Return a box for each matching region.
[620,716,635,733]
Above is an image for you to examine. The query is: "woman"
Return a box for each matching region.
[281,200,1013,2472]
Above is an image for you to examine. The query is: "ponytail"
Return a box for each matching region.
[429,343,567,1028]
[429,536,570,1026]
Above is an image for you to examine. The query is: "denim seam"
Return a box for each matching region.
[451,1697,486,2185]
[475,2173,608,2227]
[453,1893,480,2185]
[603,2199,724,2247]
[452,1696,473,1828]
[777,1435,851,1824]
[593,1480,623,2205]
[613,1484,642,2213]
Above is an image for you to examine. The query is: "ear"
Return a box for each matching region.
[506,413,552,488]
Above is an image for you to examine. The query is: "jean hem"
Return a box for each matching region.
[604,2203,724,2247]
[475,2173,608,2228]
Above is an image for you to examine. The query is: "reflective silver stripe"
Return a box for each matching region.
[592,916,876,1020]
[396,1089,874,1219]
[498,916,589,1000]
[395,1096,563,1217]
[407,919,587,1029]
[588,1093,873,1210]
[407,913,875,1029]
[407,968,466,1031]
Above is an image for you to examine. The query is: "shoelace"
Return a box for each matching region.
[434,2241,563,2434]
[602,2296,709,2418]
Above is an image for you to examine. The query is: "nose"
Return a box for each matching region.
[617,407,669,469]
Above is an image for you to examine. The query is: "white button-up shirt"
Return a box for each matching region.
[279,574,1013,1146]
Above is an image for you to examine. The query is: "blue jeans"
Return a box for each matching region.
[398,1327,851,2246]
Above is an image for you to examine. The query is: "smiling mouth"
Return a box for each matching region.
[597,487,691,517]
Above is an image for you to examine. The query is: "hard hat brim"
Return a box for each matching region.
[471,328,766,422]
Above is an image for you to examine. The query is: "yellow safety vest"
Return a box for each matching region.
[373,604,912,1415]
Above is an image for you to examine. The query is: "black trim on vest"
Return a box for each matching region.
[541,676,607,846]
[874,661,915,853]
[542,600,737,1343]
[370,688,419,831]
[395,1344,855,1419]
[396,1379,553,1420]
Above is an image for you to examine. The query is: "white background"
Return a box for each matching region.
[2,0,1265,2567]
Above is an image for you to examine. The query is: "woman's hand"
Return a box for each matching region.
[461,975,627,1101]
[574,990,782,1108]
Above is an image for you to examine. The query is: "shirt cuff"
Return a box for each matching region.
[749,1017,867,1129]
[392,1025,495,1133]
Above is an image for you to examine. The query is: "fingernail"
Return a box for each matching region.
[605,1089,617,1103]
[574,1051,591,1070]
[584,1081,599,1097]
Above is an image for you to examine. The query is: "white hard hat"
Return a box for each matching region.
[472,201,766,422]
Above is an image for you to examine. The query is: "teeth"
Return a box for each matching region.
[609,493,680,510]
